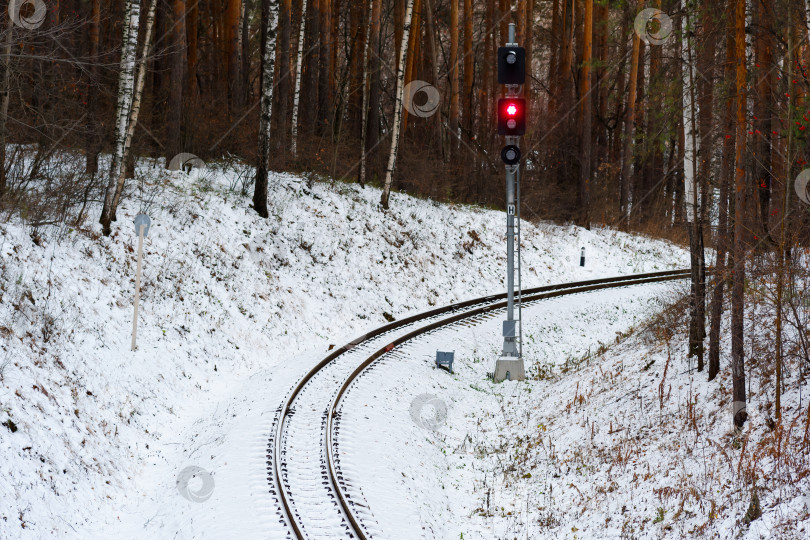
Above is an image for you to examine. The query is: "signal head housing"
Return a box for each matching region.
[497,98,526,136]
[497,47,526,85]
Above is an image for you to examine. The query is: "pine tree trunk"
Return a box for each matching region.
[558,0,575,116]
[274,0,292,156]
[547,0,560,113]
[708,0,737,381]
[167,0,186,161]
[402,0,421,133]
[151,0,169,127]
[226,0,242,112]
[498,0,509,49]
[187,0,199,97]
[366,0,382,159]
[619,28,640,221]
[317,0,331,134]
[100,0,141,236]
[449,0,459,157]
[85,0,102,177]
[0,15,14,196]
[242,0,251,105]
[672,5,680,228]
[347,0,366,139]
[594,0,607,161]
[424,0,443,166]
[330,0,338,110]
[754,0,773,240]
[302,0,321,135]
[774,7,797,421]
[731,0,748,429]
[683,5,703,369]
[525,0,534,99]
[578,0,593,229]
[380,0,415,209]
[462,0,473,136]
[359,0,373,186]
[481,0,495,137]
[395,0,404,73]
[609,12,629,179]
[254,0,280,218]
[694,0,718,365]
[640,0,665,223]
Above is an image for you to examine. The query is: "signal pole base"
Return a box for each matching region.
[494,357,525,382]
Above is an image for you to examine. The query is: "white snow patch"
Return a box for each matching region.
[0,162,689,538]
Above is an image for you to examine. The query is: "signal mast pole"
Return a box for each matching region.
[494,23,526,382]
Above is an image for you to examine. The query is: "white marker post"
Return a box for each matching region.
[131,214,151,351]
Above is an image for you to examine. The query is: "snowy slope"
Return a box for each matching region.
[342,275,810,539]
[0,161,689,538]
[341,281,810,540]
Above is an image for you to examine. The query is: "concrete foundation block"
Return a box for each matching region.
[494,357,525,382]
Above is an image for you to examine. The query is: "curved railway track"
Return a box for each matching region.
[267,269,691,539]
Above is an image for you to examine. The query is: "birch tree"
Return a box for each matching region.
[110,0,158,220]
[100,0,141,236]
[380,0,415,209]
[290,0,309,158]
[254,0,280,218]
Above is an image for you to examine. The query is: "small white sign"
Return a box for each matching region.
[507,205,515,216]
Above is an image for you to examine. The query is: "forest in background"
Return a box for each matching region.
[1,0,810,430]
[1,0,807,226]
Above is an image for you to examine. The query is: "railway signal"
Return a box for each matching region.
[494,23,526,383]
[497,46,525,85]
[501,144,521,166]
[498,98,526,136]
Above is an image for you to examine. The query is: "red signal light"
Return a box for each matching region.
[497,98,526,136]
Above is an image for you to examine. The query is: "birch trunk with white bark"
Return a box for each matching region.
[254,0,280,217]
[110,0,157,218]
[100,0,141,236]
[380,0,414,209]
[290,0,308,158]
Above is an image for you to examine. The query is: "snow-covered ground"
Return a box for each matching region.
[0,159,738,539]
[344,278,810,539]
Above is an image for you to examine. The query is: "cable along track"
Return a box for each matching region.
[268,269,690,539]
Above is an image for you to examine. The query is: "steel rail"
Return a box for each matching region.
[271,269,691,539]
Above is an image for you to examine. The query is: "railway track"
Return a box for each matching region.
[267,269,691,539]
